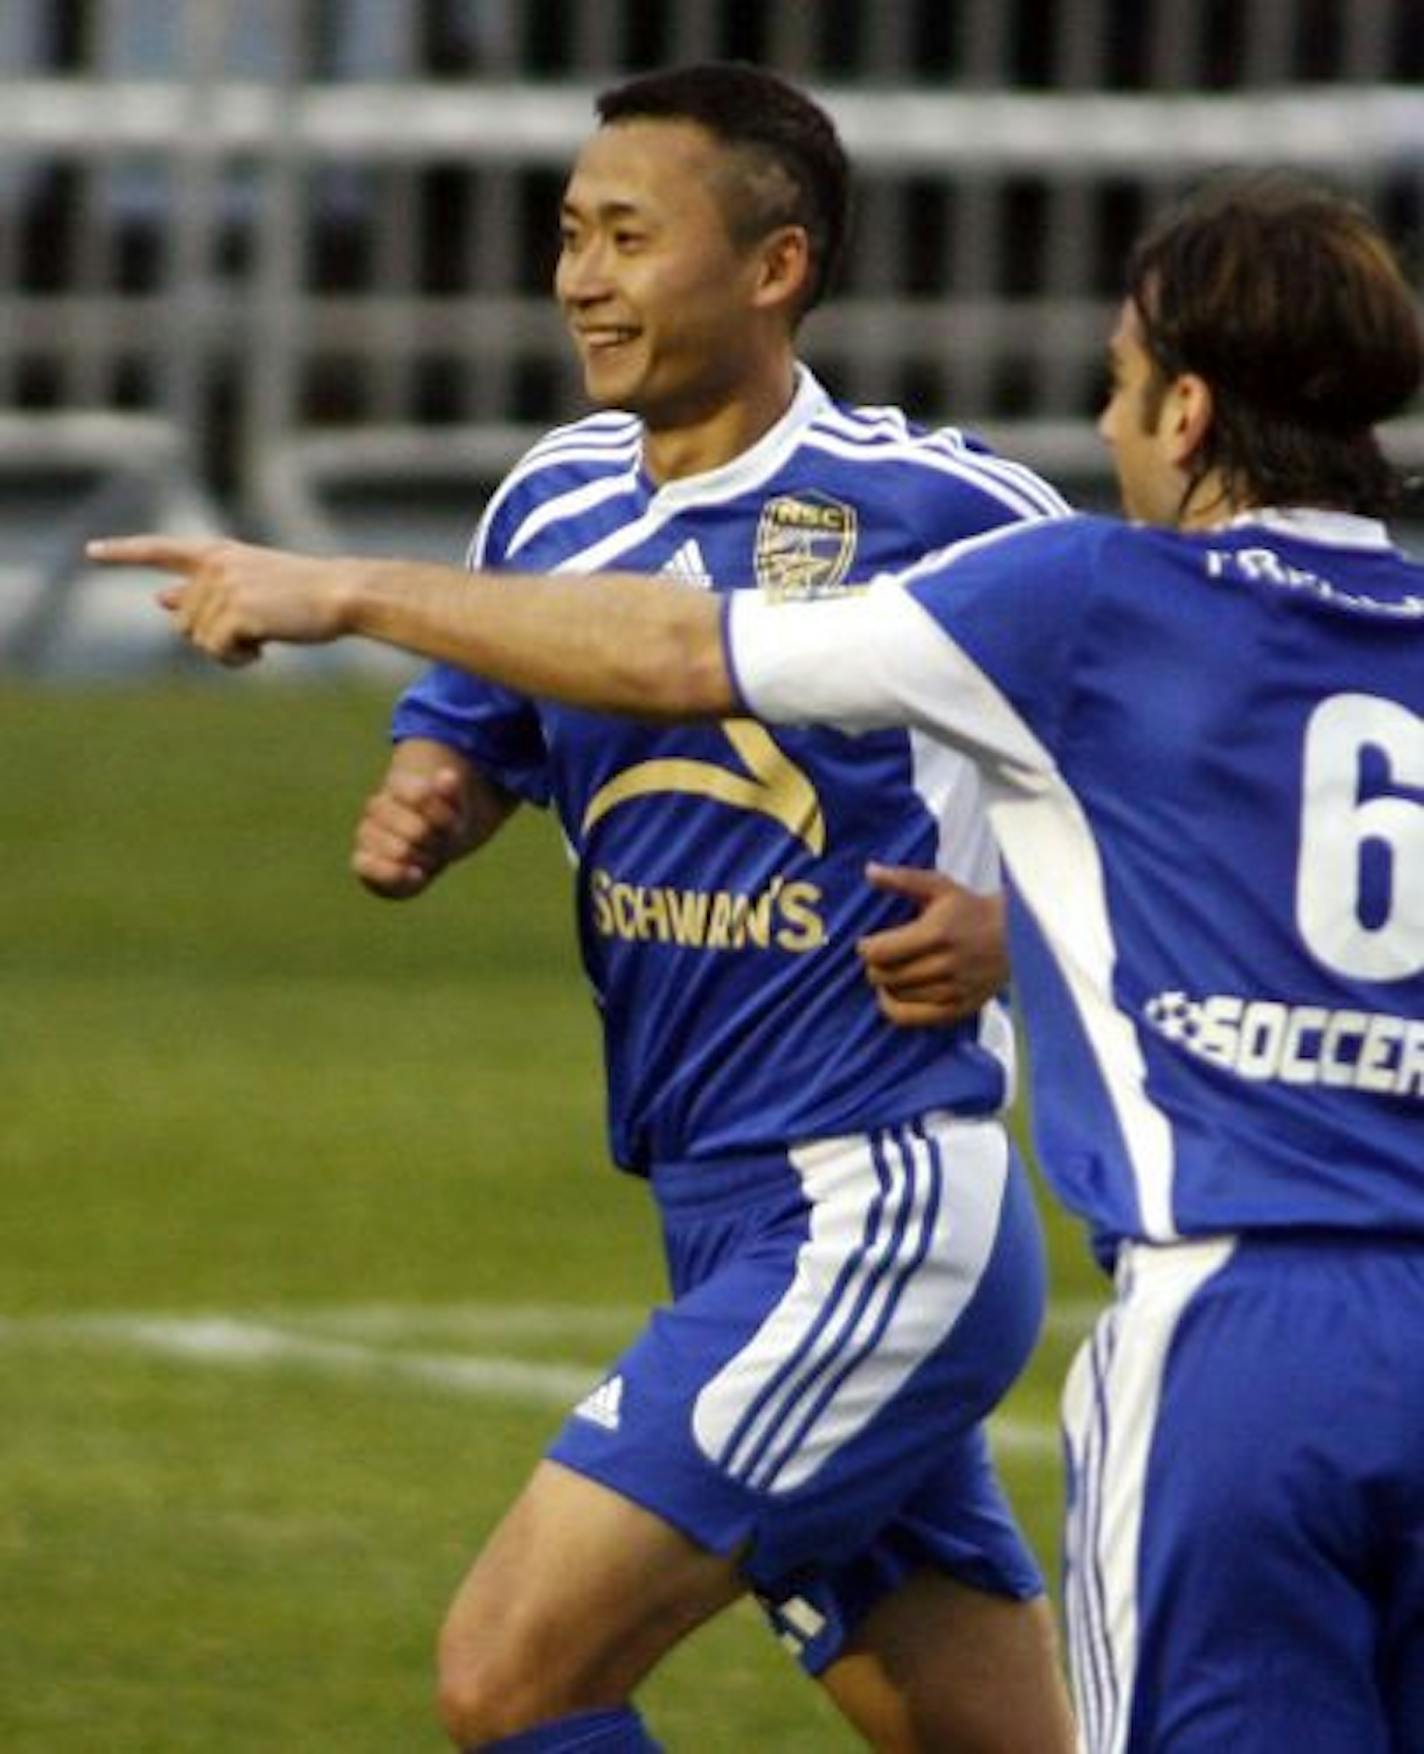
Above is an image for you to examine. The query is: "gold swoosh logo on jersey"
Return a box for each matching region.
[581,719,826,855]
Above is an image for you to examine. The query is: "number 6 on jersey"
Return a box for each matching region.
[1296,691,1424,980]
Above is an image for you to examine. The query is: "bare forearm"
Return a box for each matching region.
[85,535,737,719]
[345,559,734,719]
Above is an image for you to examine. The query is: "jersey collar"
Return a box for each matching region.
[1225,506,1396,551]
[644,365,832,512]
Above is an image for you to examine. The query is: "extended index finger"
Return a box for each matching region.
[85,534,216,574]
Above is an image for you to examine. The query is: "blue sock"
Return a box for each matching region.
[471,1704,662,1752]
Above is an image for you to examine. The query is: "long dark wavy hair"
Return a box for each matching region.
[1128,171,1423,515]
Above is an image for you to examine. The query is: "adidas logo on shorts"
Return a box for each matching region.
[761,1593,828,1657]
[573,1374,624,1431]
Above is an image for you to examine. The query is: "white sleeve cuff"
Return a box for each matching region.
[726,583,912,732]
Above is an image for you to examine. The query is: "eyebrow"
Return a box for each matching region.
[559,195,650,223]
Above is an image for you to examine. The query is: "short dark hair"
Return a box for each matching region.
[596,62,850,320]
[1127,170,1423,515]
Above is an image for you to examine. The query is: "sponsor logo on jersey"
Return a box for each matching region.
[573,1373,624,1431]
[1144,989,1424,1098]
[589,866,826,953]
[754,491,857,599]
[582,720,826,855]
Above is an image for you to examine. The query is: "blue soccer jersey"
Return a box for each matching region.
[728,507,1424,1252]
[394,367,1068,1172]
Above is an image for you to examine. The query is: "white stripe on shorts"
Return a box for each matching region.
[1061,1235,1237,1754]
[691,1113,1009,1495]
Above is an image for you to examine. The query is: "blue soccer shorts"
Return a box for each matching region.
[547,1110,1048,1673]
[1063,1232,1424,1753]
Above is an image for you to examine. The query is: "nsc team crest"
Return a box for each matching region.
[755,491,858,599]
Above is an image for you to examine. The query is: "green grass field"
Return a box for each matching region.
[1,680,1104,1751]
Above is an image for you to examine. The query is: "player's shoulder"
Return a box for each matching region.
[474,409,643,562]
[899,507,1115,591]
[517,407,642,470]
[496,409,642,502]
[803,396,1071,526]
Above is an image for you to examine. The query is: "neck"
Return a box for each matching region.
[1175,469,1246,532]
[641,356,798,484]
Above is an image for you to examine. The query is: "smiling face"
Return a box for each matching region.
[555,119,793,440]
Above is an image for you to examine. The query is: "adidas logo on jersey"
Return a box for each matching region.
[573,1374,624,1431]
[661,540,713,589]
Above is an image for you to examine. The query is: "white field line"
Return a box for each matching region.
[0,1299,1105,1458]
[0,1312,602,1406]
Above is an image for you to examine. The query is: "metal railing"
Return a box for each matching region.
[0,0,1421,667]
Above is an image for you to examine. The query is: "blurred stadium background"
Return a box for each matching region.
[1,0,1421,671]
[2,4,1422,1749]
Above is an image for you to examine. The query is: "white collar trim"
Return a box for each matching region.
[1225,506,1395,551]
[645,364,830,510]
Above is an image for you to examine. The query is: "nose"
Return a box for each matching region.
[557,236,613,306]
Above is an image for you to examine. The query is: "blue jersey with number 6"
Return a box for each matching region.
[727,508,1424,1252]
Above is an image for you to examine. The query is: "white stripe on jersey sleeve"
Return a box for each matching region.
[727,578,1179,1242]
[801,428,1068,523]
[465,416,641,567]
[521,410,641,461]
[810,404,1071,520]
[920,428,1074,519]
[505,471,641,561]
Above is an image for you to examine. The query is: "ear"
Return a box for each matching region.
[751,225,812,317]
[1163,372,1214,469]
